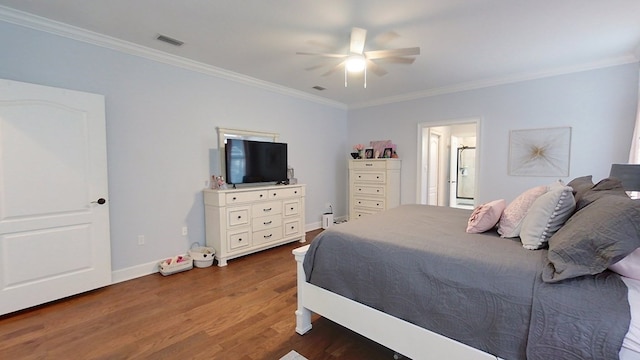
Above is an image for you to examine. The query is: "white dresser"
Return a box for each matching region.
[203,184,305,266]
[349,159,401,220]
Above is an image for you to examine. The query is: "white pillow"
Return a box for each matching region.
[610,247,640,280]
[497,185,548,238]
[519,181,576,250]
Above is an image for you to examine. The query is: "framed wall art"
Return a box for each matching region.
[508,127,571,176]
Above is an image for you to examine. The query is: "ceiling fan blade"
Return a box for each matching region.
[376,56,416,64]
[322,60,346,77]
[296,51,347,59]
[350,27,367,54]
[366,60,388,77]
[364,47,420,60]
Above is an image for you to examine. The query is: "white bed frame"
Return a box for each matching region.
[293,245,500,360]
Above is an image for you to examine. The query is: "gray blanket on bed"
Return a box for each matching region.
[303,204,630,360]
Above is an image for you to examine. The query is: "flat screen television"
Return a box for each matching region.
[225,139,288,185]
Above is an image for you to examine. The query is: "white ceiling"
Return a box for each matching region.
[1,0,639,108]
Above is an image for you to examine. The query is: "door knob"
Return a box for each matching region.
[91,198,106,205]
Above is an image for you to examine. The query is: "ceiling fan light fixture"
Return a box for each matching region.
[345,55,366,72]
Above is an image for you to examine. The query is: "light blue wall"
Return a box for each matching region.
[348,64,639,204]
[1,18,638,274]
[0,21,348,271]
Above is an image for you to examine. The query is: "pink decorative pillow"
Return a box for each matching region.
[609,247,640,280]
[466,199,506,233]
[497,185,548,238]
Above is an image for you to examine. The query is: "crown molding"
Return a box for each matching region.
[348,55,639,110]
[1,6,636,112]
[0,6,347,110]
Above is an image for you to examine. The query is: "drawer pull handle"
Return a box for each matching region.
[377,189,380,192]
[264,234,272,239]
[263,207,272,212]
[358,201,361,204]
[290,207,294,210]
[377,176,380,179]
[273,193,277,197]
[260,194,263,198]
[365,163,372,166]
[237,215,242,219]
[238,238,243,242]
[291,226,295,229]
[294,191,297,194]
[264,220,272,225]
[232,197,237,200]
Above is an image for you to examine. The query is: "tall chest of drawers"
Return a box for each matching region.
[349,159,401,220]
[203,184,305,266]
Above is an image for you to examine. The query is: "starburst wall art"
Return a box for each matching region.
[508,127,571,176]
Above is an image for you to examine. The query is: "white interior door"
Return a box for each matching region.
[0,79,111,315]
[427,131,440,205]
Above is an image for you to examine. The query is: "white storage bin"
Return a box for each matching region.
[159,255,193,276]
[188,244,216,268]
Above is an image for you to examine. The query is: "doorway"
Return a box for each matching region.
[417,119,480,209]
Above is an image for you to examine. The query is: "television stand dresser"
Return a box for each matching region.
[203,184,305,266]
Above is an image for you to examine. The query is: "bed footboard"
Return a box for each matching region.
[292,245,499,360]
[292,245,312,335]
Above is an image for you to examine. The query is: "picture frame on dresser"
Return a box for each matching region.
[364,148,374,159]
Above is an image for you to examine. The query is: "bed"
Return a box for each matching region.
[293,186,640,360]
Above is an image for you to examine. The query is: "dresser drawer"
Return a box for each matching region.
[283,219,301,236]
[283,199,300,216]
[252,214,282,232]
[253,227,283,246]
[227,206,250,227]
[350,160,388,170]
[268,186,303,199]
[353,171,386,183]
[228,229,250,250]
[353,185,385,196]
[354,198,385,210]
[226,190,268,204]
[251,201,282,217]
[353,209,381,219]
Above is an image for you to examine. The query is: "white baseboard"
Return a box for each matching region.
[111,259,161,284]
[112,220,340,284]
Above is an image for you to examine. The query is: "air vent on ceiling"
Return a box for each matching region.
[312,86,326,91]
[156,34,184,47]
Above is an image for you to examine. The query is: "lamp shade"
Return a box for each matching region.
[609,164,640,191]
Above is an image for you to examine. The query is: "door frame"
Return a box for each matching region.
[416,117,482,207]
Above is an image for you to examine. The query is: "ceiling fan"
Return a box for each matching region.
[296,27,420,87]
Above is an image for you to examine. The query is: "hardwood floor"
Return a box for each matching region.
[0,229,396,359]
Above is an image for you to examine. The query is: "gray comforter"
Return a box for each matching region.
[303,205,630,360]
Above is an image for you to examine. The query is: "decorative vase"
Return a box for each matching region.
[358,150,364,159]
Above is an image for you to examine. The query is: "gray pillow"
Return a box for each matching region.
[574,177,627,212]
[567,175,593,205]
[542,194,640,283]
